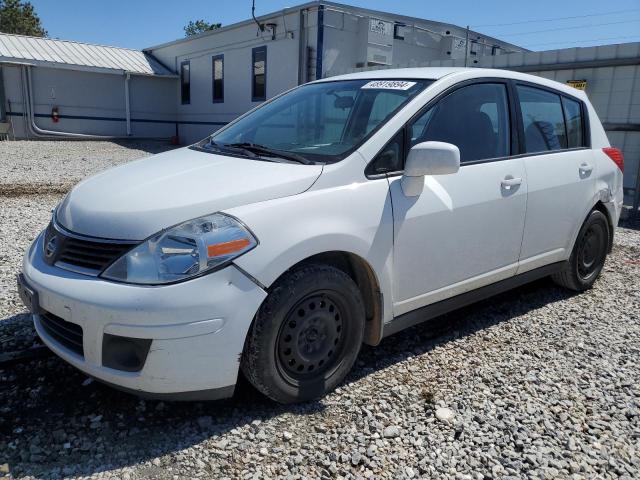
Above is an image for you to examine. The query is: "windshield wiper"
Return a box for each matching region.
[225,142,314,165]
[200,140,259,158]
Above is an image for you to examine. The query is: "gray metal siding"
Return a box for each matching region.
[0,33,174,76]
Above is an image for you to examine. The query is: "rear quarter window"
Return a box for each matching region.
[561,97,585,148]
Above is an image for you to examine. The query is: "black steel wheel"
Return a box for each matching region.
[552,209,610,291]
[276,292,346,382]
[576,222,607,282]
[241,264,365,404]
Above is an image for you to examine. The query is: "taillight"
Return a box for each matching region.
[603,147,624,172]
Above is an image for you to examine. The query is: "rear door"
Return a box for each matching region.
[513,84,596,273]
[384,80,528,316]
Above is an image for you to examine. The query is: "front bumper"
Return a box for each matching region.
[22,232,267,399]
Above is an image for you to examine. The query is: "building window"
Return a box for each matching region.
[393,23,406,40]
[212,54,224,103]
[252,46,267,102]
[180,61,190,105]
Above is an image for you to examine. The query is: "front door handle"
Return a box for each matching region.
[579,162,594,174]
[501,177,522,190]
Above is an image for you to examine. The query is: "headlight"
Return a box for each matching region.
[101,213,257,285]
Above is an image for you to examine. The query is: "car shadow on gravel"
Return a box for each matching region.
[0,277,575,478]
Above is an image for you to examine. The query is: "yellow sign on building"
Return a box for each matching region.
[567,80,587,90]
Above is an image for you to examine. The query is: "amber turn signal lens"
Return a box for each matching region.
[207,238,251,257]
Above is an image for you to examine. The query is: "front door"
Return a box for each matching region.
[389,81,528,316]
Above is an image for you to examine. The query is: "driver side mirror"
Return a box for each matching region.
[401,141,460,197]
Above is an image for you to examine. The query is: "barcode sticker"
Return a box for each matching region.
[361,80,417,90]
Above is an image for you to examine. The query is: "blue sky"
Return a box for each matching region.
[29,0,640,51]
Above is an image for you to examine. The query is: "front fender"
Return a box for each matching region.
[227,178,395,323]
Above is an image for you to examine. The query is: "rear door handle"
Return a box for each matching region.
[579,162,594,173]
[501,177,522,189]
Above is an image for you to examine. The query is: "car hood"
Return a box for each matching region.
[56,147,323,240]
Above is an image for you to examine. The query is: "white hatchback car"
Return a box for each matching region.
[18,68,624,403]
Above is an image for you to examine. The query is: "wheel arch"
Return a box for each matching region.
[592,200,615,253]
[265,251,385,346]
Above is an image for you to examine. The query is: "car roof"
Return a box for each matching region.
[317,67,589,101]
[317,67,468,81]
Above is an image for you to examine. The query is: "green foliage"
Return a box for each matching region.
[0,0,47,37]
[184,19,221,37]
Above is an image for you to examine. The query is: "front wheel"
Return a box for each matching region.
[241,264,365,404]
[552,209,610,291]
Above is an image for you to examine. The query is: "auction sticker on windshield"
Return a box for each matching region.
[361,80,417,90]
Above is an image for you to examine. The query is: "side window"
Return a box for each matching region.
[562,97,584,148]
[252,46,267,102]
[517,85,567,153]
[366,130,405,176]
[180,61,190,105]
[212,55,224,103]
[408,83,510,163]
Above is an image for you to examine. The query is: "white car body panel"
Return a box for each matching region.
[19,67,624,399]
[230,153,396,324]
[56,147,323,240]
[389,158,527,316]
[516,149,597,273]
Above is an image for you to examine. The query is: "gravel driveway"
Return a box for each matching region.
[1,141,639,479]
[0,140,177,195]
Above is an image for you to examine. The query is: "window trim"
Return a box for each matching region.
[180,60,190,105]
[251,45,267,102]
[212,54,224,103]
[365,77,519,179]
[393,23,406,40]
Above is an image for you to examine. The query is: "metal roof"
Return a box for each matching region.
[0,33,175,76]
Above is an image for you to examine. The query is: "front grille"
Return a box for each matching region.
[40,311,84,357]
[44,221,137,275]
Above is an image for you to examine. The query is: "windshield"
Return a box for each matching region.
[194,79,433,163]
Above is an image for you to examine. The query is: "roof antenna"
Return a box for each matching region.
[252,0,265,32]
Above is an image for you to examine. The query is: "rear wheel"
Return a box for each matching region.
[552,209,610,291]
[241,264,365,404]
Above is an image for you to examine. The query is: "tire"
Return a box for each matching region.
[552,209,610,292]
[241,264,365,404]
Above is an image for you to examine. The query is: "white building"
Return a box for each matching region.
[146,0,524,142]
[0,33,177,139]
[0,1,523,143]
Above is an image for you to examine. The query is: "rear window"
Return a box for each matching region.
[517,85,567,153]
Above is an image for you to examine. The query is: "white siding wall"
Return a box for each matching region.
[1,64,177,138]
[151,9,315,144]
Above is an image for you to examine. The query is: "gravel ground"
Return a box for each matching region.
[0,140,177,195]
[1,141,639,479]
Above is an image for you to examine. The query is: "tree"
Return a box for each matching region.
[0,0,47,37]
[184,19,221,37]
